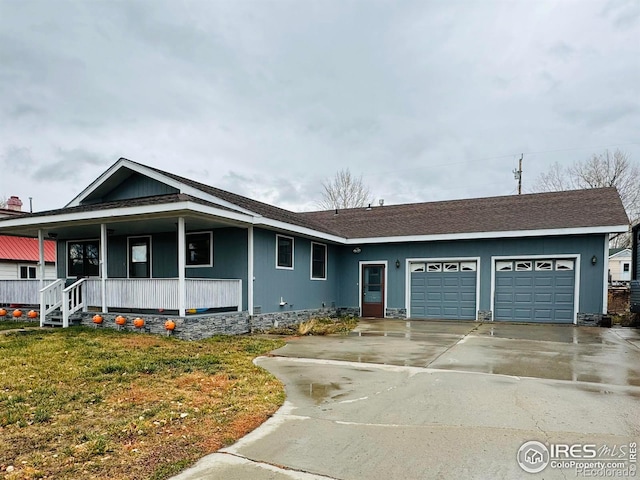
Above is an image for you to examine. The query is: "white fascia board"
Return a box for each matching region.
[344,225,630,244]
[66,159,259,217]
[254,217,346,244]
[0,201,254,229]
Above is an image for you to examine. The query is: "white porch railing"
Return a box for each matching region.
[62,278,87,328]
[39,279,64,327]
[83,278,242,311]
[0,279,55,306]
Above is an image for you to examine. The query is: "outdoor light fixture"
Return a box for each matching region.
[591,255,597,265]
[352,247,362,254]
[47,232,58,239]
[396,259,401,268]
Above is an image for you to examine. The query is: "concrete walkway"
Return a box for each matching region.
[173,320,640,479]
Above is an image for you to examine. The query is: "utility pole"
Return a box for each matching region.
[512,154,523,194]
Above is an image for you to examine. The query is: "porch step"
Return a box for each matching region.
[42,310,82,328]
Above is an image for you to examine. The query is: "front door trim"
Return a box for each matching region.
[359,260,388,318]
[127,235,153,278]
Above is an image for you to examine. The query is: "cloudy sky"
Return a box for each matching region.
[1,0,639,213]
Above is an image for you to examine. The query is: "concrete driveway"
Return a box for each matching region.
[173,320,640,479]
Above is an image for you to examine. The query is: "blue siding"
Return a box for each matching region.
[631,225,640,312]
[101,172,178,203]
[336,235,607,317]
[252,228,339,313]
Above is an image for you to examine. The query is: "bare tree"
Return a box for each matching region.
[318,169,373,210]
[535,149,638,247]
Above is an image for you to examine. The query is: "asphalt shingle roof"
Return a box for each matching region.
[300,188,628,238]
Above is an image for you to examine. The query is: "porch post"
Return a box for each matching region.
[37,229,45,290]
[248,225,254,316]
[178,217,186,317]
[38,229,45,326]
[100,224,108,313]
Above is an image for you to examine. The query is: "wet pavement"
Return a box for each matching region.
[173,320,640,480]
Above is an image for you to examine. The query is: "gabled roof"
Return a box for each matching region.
[608,248,631,259]
[0,158,630,244]
[301,188,629,239]
[0,235,56,262]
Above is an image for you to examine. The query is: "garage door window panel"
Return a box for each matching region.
[516,261,532,271]
[427,263,442,272]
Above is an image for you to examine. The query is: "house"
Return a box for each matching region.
[631,224,640,313]
[0,158,629,336]
[608,248,632,284]
[0,196,56,307]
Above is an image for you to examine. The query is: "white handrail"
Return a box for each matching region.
[62,278,87,328]
[39,279,64,327]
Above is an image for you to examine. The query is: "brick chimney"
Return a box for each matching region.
[6,196,22,212]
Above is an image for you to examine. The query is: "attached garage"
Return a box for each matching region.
[493,258,576,323]
[410,260,478,320]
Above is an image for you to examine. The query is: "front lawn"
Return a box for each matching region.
[0,327,285,479]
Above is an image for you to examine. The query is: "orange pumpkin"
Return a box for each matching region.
[164,320,176,331]
[115,315,126,326]
[92,314,103,324]
[133,317,145,328]
[27,310,38,318]
[13,309,22,318]
[0,308,7,317]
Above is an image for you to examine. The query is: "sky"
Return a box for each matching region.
[1,0,639,213]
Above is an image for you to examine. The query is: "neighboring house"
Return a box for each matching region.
[608,248,632,284]
[0,235,56,280]
[0,196,56,280]
[0,158,629,333]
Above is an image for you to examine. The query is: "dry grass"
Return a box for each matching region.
[0,327,284,479]
[268,316,358,336]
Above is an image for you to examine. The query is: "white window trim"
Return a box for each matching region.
[275,234,294,270]
[65,238,101,279]
[405,257,481,319]
[127,235,153,279]
[491,254,580,325]
[185,231,214,268]
[310,241,327,281]
[18,264,37,279]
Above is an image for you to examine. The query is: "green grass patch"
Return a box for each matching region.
[0,320,38,331]
[0,327,284,479]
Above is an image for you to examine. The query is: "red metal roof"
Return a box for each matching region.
[0,236,56,262]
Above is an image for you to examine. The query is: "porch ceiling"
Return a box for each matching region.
[0,213,242,239]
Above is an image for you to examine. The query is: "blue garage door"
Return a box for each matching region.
[410,261,477,320]
[494,259,575,323]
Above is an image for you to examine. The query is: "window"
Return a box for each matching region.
[311,242,327,279]
[555,259,574,271]
[460,262,477,271]
[427,263,442,272]
[410,263,425,272]
[276,235,294,269]
[68,240,99,277]
[623,263,630,272]
[515,261,532,271]
[186,232,213,267]
[19,265,37,279]
[535,261,552,271]
[444,262,459,272]
[496,261,513,271]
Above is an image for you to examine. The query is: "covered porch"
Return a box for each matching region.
[0,201,256,326]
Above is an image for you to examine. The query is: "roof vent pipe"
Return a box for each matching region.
[366,204,372,210]
[379,199,384,206]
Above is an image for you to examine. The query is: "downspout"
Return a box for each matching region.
[248,225,254,316]
[38,229,45,327]
[178,217,186,317]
